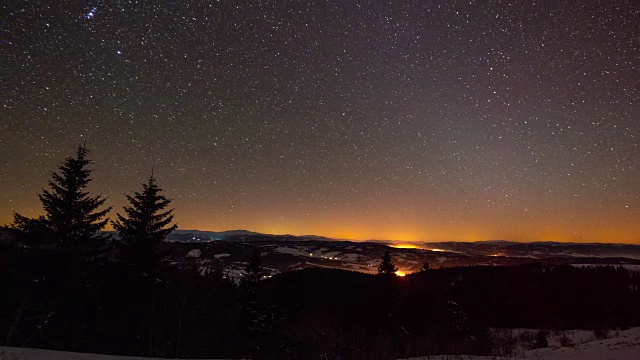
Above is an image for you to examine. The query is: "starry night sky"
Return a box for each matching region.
[2,1,639,243]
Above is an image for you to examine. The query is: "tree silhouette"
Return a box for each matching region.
[10,145,111,244]
[378,251,398,275]
[244,249,263,285]
[113,174,177,272]
[422,258,430,271]
[9,213,49,243]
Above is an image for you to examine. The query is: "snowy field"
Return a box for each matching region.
[0,348,232,360]
[0,348,193,360]
[2,327,639,359]
[404,327,640,360]
[570,263,640,273]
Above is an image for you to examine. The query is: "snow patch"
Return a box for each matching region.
[0,347,230,359]
[186,249,201,258]
[273,246,311,257]
[339,253,363,262]
[571,264,640,273]
[402,327,640,360]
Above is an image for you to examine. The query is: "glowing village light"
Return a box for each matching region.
[390,243,421,249]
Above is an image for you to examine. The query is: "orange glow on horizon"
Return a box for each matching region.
[4,200,640,245]
[390,243,422,249]
[395,270,407,277]
[85,221,640,245]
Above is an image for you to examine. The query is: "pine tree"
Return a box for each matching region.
[421,258,430,271]
[11,145,111,244]
[113,174,177,272]
[244,249,263,285]
[378,251,398,275]
[9,213,49,243]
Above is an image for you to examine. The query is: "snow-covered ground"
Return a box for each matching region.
[570,264,640,273]
[2,327,639,359]
[403,327,640,360]
[0,347,222,360]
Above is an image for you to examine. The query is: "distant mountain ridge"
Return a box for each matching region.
[164,229,334,243]
[158,230,640,261]
[164,229,639,246]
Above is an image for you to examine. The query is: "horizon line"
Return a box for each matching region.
[158,228,640,246]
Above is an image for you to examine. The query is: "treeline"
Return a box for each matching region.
[3,250,639,359]
[428,264,640,330]
[1,146,639,359]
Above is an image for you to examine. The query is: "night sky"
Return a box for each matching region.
[2,2,639,243]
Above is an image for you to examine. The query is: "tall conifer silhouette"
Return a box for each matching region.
[11,144,111,244]
[113,174,177,272]
[244,249,263,284]
[378,251,399,275]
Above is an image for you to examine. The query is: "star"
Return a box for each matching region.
[86,7,97,19]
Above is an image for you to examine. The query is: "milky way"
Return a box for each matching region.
[2,2,639,243]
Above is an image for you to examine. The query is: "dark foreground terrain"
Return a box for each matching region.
[2,235,639,360]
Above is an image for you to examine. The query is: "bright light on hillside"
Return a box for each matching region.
[391,244,421,249]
